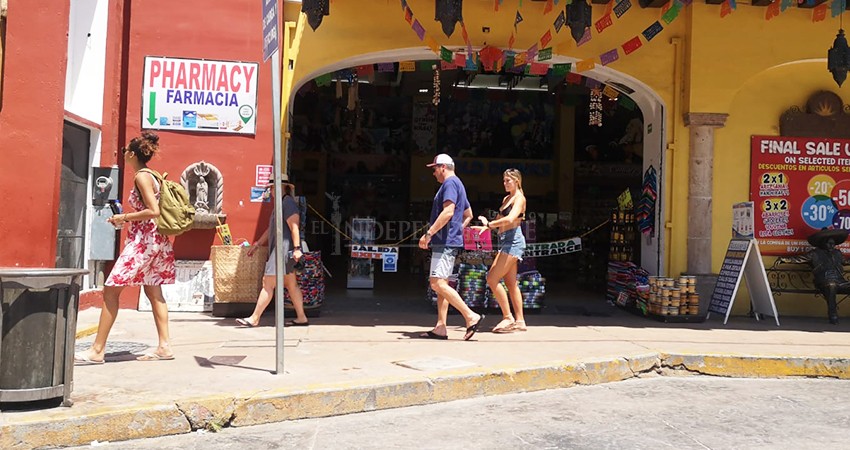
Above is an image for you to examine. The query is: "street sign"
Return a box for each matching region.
[262,0,279,62]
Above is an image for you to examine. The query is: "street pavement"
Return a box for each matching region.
[2,289,850,449]
[65,377,850,450]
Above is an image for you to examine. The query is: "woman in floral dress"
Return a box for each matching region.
[75,132,176,364]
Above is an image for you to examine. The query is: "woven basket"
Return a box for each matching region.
[210,245,268,303]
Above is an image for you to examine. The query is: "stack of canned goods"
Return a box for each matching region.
[647,276,699,316]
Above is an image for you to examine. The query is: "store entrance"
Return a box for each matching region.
[289,56,663,314]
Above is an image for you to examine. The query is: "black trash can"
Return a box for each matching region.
[0,268,88,409]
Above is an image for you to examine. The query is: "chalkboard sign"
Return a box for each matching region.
[708,239,779,326]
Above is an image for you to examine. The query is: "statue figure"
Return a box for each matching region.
[194,163,211,213]
[781,229,849,324]
[326,191,342,256]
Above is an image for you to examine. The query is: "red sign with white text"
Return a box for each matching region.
[750,135,850,255]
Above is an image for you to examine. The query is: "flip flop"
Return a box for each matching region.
[235,318,258,327]
[285,320,309,327]
[419,330,448,340]
[463,315,485,341]
[74,352,104,365]
[136,353,175,361]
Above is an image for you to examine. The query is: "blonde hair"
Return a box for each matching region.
[504,168,523,192]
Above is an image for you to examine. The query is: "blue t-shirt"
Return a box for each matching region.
[429,176,470,248]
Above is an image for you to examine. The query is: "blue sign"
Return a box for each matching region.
[262,0,279,62]
[382,252,398,273]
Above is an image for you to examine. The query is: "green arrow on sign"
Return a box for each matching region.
[146,92,157,125]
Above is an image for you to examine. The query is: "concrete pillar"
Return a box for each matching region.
[683,113,728,275]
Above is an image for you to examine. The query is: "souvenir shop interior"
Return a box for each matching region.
[287,61,659,316]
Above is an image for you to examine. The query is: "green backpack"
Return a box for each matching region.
[139,168,195,236]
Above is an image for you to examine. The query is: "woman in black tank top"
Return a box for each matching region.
[477,168,528,333]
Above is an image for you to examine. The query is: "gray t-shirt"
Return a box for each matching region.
[269,195,300,250]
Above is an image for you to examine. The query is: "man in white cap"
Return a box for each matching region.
[419,154,484,340]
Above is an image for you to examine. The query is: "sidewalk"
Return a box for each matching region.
[2,300,850,449]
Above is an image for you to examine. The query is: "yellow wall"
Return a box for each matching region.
[283,1,848,317]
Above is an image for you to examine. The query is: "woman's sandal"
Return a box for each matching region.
[463,314,485,341]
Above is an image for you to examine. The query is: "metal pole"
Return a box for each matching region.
[271,48,286,375]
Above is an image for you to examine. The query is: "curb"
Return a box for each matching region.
[3,353,850,449]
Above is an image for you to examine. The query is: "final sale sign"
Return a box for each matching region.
[750,135,850,255]
[142,56,259,135]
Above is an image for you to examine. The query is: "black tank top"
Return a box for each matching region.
[500,204,525,220]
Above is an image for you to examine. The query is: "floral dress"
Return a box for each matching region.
[105,173,176,286]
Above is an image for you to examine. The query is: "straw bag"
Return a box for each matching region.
[210,245,268,303]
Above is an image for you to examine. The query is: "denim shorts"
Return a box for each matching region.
[429,247,459,279]
[498,227,526,261]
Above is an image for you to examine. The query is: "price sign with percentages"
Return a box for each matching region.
[751,135,850,255]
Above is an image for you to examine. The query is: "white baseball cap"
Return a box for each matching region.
[426,153,454,167]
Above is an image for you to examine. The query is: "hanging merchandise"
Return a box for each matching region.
[589,87,603,127]
[432,66,441,106]
[347,73,358,111]
[637,166,658,236]
[435,0,463,37]
[302,0,330,31]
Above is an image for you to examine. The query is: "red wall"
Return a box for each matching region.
[120,1,276,260]
[0,1,70,267]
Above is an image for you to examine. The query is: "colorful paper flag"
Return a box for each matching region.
[585,78,601,89]
[832,0,846,17]
[620,96,636,110]
[604,0,615,16]
[781,0,794,11]
[720,0,733,17]
[495,0,503,12]
[766,0,780,20]
[399,61,416,72]
[465,54,478,71]
[544,0,555,14]
[426,35,441,54]
[553,63,572,76]
[599,49,620,66]
[662,1,682,24]
[412,19,426,40]
[508,33,516,49]
[538,47,553,61]
[454,53,466,67]
[554,11,566,33]
[515,11,524,28]
[417,61,434,72]
[515,52,528,66]
[377,62,395,73]
[642,21,663,42]
[603,85,619,99]
[566,71,582,84]
[404,7,413,24]
[541,30,553,48]
[356,65,374,77]
[595,14,614,34]
[530,62,549,75]
[813,3,828,21]
[527,44,539,60]
[614,0,632,18]
[440,47,453,63]
[576,58,595,72]
[315,73,332,87]
[622,36,643,55]
[441,60,456,70]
